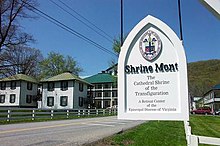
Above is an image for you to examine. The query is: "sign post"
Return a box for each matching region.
[118,15,189,121]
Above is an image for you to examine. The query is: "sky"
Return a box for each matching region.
[21,0,220,77]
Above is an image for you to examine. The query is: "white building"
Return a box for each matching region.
[202,84,220,112]
[40,72,92,109]
[0,74,39,108]
[191,96,202,110]
[84,72,117,109]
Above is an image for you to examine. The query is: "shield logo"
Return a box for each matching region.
[139,30,162,62]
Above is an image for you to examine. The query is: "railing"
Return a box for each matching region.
[0,108,117,123]
[184,121,220,146]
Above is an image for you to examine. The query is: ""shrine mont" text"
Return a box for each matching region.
[125,63,178,74]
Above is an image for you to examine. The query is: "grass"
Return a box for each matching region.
[86,121,187,146]
[190,115,220,138]
[86,115,220,146]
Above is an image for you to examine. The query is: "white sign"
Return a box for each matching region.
[200,0,220,19]
[118,15,189,121]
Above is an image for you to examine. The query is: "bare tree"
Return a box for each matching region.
[0,0,38,51]
[0,45,43,77]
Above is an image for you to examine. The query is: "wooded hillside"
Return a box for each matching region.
[188,59,220,96]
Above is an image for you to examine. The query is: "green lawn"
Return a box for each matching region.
[86,115,220,146]
[190,115,220,138]
[87,121,187,146]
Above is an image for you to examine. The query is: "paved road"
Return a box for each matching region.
[0,116,145,146]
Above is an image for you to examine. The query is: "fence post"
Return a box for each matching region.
[103,109,105,116]
[109,109,111,115]
[184,120,192,146]
[78,110,80,117]
[32,109,35,121]
[7,109,11,122]
[88,109,90,116]
[51,110,53,119]
[96,109,98,116]
[190,135,198,146]
[67,110,69,119]
[83,109,85,116]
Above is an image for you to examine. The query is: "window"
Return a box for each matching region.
[10,94,16,103]
[104,83,111,89]
[61,81,68,91]
[0,82,6,90]
[60,96,68,106]
[104,100,110,108]
[95,92,102,97]
[27,82,33,90]
[10,81,16,90]
[112,82,117,88]
[79,97,83,107]
[26,95,32,103]
[112,91,117,97]
[95,84,102,89]
[104,91,111,97]
[79,83,83,92]
[48,82,54,91]
[95,100,101,108]
[47,97,54,107]
[0,95,5,103]
[114,99,118,105]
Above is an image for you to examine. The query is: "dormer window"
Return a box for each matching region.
[27,82,33,90]
[0,82,6,90]
[79,83,83,92]
[61,81,68,91]
[10,81,16,90]
[48,82,54,91]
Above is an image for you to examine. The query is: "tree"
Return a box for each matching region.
[0,45,43,77]
[39,52,83,79]
[188,59,220,96]
[112,35,127,56]
[108,35,127,70]
[0,0,38,51]
[113,38,121,56]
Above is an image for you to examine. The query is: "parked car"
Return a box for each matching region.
[214,109,220,115]
[191,107,212,115]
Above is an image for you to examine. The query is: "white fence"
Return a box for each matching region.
[184,121,220,146]
[0,108,117,122]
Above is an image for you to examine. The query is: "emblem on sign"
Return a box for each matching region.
[139,30,162,62]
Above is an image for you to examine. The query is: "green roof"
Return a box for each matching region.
[84,73,117,84]
[0,74,38,83]
[41,72,92,85]
[213,84,220,90]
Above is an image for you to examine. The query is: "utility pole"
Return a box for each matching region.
[178,0,183,41]
[120,0,124,46]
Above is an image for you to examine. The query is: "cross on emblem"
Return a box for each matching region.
[139,30,162,62]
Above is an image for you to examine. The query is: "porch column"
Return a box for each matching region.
[110,84,113,107]
[101,84,104,108]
